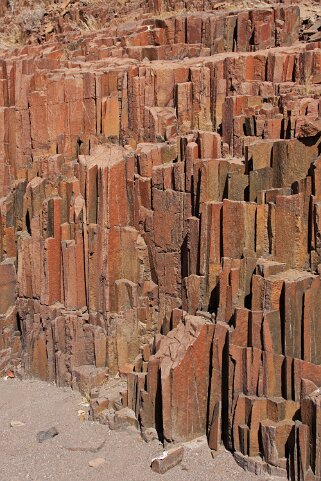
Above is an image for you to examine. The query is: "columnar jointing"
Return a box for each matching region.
[1,2,321,479]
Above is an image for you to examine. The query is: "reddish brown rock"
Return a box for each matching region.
[151,446,184,474]
[0,3,321,481]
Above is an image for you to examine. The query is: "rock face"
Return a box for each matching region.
[1,1,321,479]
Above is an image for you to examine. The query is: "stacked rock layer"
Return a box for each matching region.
[1,2,321,480]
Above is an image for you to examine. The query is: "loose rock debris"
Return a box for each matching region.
[0,378,263,481]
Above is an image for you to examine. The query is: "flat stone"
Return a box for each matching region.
[88,458,106,468]
[36,426,59,443]
[10,420,26,427]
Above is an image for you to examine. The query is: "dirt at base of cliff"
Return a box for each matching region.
[0,378,270,481]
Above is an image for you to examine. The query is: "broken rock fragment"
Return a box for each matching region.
[142,427,159,443]
[151,446,184,474]
[113,407,139,431]
[297,119,321,138]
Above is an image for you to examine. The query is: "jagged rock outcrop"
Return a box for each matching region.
[1,1,321,480]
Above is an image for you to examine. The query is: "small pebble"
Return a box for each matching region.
[78,409,86,422]
[88,458,106,468]
[36,426,59,443]
[10,420,25,427]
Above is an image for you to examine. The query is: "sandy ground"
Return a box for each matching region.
[0,378,266,481]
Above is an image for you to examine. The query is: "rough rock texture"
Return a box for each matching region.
[1,1,321,480]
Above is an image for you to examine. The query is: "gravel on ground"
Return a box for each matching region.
[0,378,267,481]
